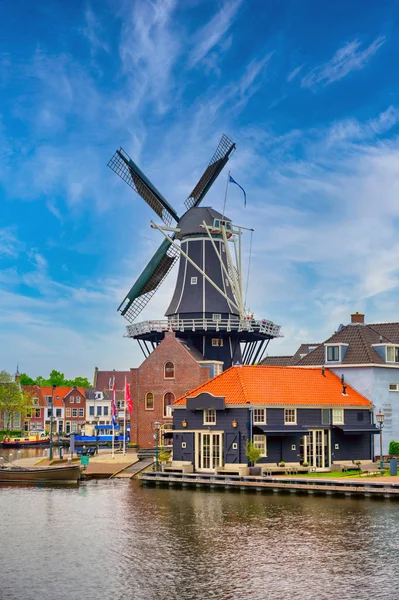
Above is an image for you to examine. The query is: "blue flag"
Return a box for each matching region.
[229,175,247,206]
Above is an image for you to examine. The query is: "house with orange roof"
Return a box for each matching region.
[172,365,379,472]
[41,386,86,435]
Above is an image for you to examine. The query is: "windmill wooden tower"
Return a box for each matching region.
[108,135,281,369]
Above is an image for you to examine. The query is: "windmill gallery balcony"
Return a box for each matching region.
[125,317,282,339]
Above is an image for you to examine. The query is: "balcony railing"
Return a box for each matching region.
[125,317,281,339]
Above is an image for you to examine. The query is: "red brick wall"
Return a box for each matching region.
[130,332,211,448]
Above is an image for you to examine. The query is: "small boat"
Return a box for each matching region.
[1,431,50,447]
[0,464,80,484]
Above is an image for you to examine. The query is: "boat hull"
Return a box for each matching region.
[1,440,50,447]
[0,465,80,484]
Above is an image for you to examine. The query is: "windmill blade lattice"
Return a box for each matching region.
[184,134,236,211]
[108,148,179,227]
[118,239,180,323]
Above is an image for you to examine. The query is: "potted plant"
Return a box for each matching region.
[279,461,286,468]
[246,440,262,475]
[158,449,172,470]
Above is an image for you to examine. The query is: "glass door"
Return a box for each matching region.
[300,430,330,470]
[197,433,223,470]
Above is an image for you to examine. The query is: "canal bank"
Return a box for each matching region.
[141,471,399,499]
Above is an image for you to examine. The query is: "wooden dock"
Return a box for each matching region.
[140,471,399,499]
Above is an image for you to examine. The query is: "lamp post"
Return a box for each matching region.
[153,420,160,471]
[49,384,56,460]
[95,416,99,455]
[376,409,385,471]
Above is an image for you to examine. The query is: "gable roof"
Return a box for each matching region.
[94,371,130,391]
[261,343,321,367]
[22,385,45,406]
[40,387,86,406]
[296,323,399,366]
[174,365,371,407]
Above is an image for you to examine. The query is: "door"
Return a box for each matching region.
[196,432,223,470]
[300,430,330,469]
[225,432,240,464]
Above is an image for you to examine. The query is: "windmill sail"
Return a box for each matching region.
[108,148,179,227]
[118,238,179,323]
[184,134,235,211]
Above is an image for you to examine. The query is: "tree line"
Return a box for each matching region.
[18,369,92,388]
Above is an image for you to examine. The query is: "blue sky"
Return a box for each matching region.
[1,0,399,378]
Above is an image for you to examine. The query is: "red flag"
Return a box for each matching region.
[125,378,133,414]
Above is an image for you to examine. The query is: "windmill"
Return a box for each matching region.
[108,135,281,369]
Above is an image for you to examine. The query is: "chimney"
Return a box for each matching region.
[351,312,365,325]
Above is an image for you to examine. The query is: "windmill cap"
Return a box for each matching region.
[177,207,232,239]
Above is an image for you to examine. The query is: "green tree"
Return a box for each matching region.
[48,370,66,386]
[19,373,36,385]
[72,376,92,388]
[0,372,31,432]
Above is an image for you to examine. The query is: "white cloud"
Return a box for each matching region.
[188,0,242,68]
[302,36,386,88]
[287,65,303,82]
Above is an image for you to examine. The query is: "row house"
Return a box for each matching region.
[172,365,378,472]
[85,389,112,433]
[92,368,130,434]
[22,385,46,431]
[41,386,86,434]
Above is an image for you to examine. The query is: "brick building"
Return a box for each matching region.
[41,386,86,434]
[130,332,223,448]
[22,385,46,431]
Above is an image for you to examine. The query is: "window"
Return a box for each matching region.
[71,422,78,432]
[26,409,32,419]
[387,346,399,363]
[203,409,216,425]
[33,397,39,406]
[13,413,21,428]
[72,408,78,417]
[164,362,175,379]
[97,406,102,416]
[145,392,154,410]
[212,339,223,347]
[212,313,221,321]
[79,408,84,417]
[253,435,267,457]
[66,408,71,417]
[35,409,40,418]
[56,409,62,418]
[89,406,95,416]
[163,392,175,417]
[284,409,297,424]
[321,409,330,425]
[45,396,52,404]
[104,406,109,416]
[47,408,52,418]
[253,408,266,424]
[70,396,74,403]
[332,409,344,424]
[389,383,399,392]
[327,346,340,361]
[191,277,197,285]
[76,397,81,404]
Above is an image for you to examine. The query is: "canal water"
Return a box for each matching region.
[1,449,398,600]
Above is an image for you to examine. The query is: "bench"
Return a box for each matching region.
[215,465,249,477]
[162,462,193,474]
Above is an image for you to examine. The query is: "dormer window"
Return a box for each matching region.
[327,346,339,362]
[386,346,399,363]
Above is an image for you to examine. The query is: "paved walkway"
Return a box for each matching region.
[112,456,154,478]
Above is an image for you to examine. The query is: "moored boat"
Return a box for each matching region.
[1,431,50,447]
[0,465,80,484]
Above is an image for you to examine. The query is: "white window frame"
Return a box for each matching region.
[79,408,84,417]
[191,277,197,285]
[72,408,78,418]
[70,397,74,403]
[212,313,221,321]
[253,408,266,425]
[389,383,399,392]
[76,397,81,404]
[66,408,71,417]
[203,409,216,425]
[253,434,267,457]
[326,346,340,362]
[284,408,297,425]
[332,409,344,424]
[386,346,399,363]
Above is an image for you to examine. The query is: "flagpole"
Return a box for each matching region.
[221,170,230,222]
[123,378,127,455]
[111,376,115,459]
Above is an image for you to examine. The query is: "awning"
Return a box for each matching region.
[254,425,309,436]
[163,430,173,439]
[334,425,380,435]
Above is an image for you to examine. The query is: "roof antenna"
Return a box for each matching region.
[321,366,325,376]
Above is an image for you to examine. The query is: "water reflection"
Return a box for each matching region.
[0,479,398,600]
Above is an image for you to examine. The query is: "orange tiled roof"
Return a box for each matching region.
[40,387,86,406]
[174,366,372,407]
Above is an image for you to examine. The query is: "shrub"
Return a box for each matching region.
[245,440,262,465]
[389,440,399,456]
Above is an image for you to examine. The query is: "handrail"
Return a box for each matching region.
[125,317,281,338]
